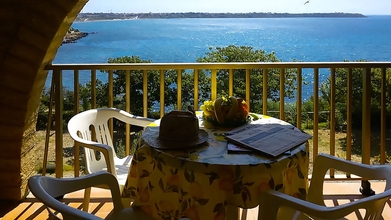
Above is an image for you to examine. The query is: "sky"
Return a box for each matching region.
[82,0,391,15]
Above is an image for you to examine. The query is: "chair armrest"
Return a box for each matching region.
[107,108,155,128]
[258,189,391,220]
[313,153,391,181]
[73,137,117,176]
[28,172,124,219]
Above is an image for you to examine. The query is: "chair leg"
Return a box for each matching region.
[241,208,248,220]
[83,187,91,211]
[360,180,375,196]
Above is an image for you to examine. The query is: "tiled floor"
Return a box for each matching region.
[1,181,391,220]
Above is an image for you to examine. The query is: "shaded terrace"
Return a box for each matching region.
[1,0,391,219]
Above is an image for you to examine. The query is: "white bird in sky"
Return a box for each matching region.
[304,0,310,5]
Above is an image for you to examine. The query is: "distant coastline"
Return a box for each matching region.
[75,12,366,22]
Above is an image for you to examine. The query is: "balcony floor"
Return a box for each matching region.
[1,181,390,220]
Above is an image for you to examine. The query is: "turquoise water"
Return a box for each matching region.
[53,16,391,99]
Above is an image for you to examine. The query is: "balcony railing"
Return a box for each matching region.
[44,62,391,180]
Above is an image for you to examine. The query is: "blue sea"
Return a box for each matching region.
[53,15,391,100]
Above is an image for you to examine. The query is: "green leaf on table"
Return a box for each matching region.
[181,200,188,211]
[213,202,224,212]
[184,169,195,183]
[159,178,164,191]
[140,169,149,178]
[299,188,307,196]
[205,172,219,185]
[241,191,248,205]
[135,153,146,162]
[297,166,304,179]
[197,198,209,205]
[249,113,260,120]
[275,183,283,191]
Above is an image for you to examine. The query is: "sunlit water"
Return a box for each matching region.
[52,16,391,101]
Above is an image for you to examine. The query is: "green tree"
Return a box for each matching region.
[100,56,159,116]
[98,46,298,117]
[100,56,212,116]
[319,61,391,128]
[196,45,298,113]
[78,80,107,111]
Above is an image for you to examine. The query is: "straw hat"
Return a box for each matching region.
[142,110,208,149]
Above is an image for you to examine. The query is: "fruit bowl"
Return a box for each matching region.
[200,96,249,127]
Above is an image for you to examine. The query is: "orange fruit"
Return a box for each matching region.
[139,188,150,203]
[189,181,203,200]
[257,182,271,194]
[285,167,296,185]
[129,164,137,178]
[184,206,200,220]
[214,212,226,220]
[159,200,175,212]
[167,174,180,187]
[218,177,234,192]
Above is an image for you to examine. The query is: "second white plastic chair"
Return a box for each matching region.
[258,153,391,220]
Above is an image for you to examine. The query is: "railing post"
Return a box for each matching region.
[346,68,353,178]
[313,68,319,160]
[360,67,375,196]
[108,70,114,137]
[143,70,148,117]
[380,68,386,164]
[245,69,250,112]
[346,68,352,160]
[194,69,199,110]
[126,70,131,155]
[177,69,182,110]
[160,70,165,117]
[73,70,80,177]
[296,68,302,129]
[228,69,233,96]
[54,69,63,178]
[91,69,96,109]
[279,68,285,120]
[361,68,371,164]
[262,68,268,115]
[329,68,336,177]
[211,69,217,101]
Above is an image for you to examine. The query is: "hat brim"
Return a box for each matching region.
[142,127,209,149]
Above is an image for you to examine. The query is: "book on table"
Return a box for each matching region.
[225,123,312,157]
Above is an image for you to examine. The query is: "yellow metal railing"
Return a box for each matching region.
[45,62,391,180]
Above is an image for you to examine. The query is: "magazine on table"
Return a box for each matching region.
[227,142,253,154]
[225,123,312,157]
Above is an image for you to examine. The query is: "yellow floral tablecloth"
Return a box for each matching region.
[122,112,309,220]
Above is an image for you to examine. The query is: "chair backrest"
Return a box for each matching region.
[28,172,123,220]
[68,108,153,175]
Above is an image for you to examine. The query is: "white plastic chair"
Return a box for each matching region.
[258,153,391,220]
[67,108,154,210]
[28,171,156,220]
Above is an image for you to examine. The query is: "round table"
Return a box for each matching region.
[122,111,309,220]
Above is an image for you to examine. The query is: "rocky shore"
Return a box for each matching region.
[62,31,91,44]
[62,28,95,44]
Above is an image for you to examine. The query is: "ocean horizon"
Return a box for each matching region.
[51,15,391,101]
